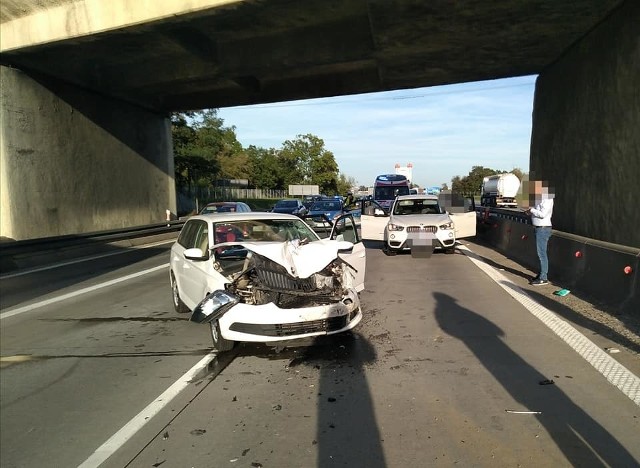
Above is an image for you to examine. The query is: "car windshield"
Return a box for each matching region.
[275,200,297,208]
[374,186,410,200]
[310,201,341,211]
[393,199,442,215]
[213,219,320,244]
[201,205,234,213]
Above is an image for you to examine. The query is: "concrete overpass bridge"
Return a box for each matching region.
[1,0,638,246]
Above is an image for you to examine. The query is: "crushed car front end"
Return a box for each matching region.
[191,242,363,342]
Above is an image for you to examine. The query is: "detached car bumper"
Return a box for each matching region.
[192,288,362,342]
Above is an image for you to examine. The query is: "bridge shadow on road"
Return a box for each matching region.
[433,292,637,466]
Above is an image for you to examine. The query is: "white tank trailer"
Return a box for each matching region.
[481,173,521,208]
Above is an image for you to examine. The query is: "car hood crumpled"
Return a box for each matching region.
[220,239,353,279]
[390,213,451,225]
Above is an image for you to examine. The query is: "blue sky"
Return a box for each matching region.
[218,75,537,189]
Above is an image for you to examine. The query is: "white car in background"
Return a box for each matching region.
[170,212,365,351]
[360,194,476,255]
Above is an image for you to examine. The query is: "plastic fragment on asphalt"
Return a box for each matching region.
[539,379,555,385]
[605,347,621,353]
[553,289,571,296]
[505,409,542,414]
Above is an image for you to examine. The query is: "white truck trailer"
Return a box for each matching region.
[481,173,521,208]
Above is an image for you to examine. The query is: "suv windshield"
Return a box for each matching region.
[374,186,410,200]
[213,219,319,244]
[393,199,442,215]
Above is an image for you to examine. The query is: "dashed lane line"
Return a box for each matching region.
[77,350,219,468]
[459,245,640,406]
[0,264,169,320]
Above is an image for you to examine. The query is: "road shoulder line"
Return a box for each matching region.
[459,245,640,406]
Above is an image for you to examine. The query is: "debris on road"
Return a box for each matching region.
[553,289,571,296]
[162,431,169,440]
[605,347,621,353]
[505,409,542,414]
[190,429,206,436]
[539,379,555,385]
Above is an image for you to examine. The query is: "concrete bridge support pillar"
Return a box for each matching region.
[529,1,640,247]
[0,65,176,241]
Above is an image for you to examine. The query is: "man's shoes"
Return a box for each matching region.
[530,279,549,286]
[531,274,540,282]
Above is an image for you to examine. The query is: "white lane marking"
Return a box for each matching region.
[77,351,217,468]
[459,245,640,406]
[0,239,175,279]
[0,264,169,320]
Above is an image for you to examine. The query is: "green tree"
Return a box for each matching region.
[336,174,357,196]
[278,134,340,194]
[171,112,220,190]
[246,145,283,189]
[452,166,502,196]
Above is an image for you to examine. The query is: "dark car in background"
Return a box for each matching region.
[271,199,308,216]
[199,202,251,215]
[302,194,325,209]
[307,198,344,226]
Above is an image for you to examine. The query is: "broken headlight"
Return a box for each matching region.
[190,290,240,324]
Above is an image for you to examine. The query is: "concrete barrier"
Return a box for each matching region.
[475,212,640,315]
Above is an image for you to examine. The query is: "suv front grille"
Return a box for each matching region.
[407,225,437,233]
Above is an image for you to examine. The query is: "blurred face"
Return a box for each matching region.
[528,180,552,204]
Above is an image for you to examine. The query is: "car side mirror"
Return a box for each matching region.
[183,247,209,261]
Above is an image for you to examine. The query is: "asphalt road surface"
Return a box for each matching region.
[1,240,639,468]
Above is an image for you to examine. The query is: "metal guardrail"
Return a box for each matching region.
[475,207,639,254]
[0,221,186,257]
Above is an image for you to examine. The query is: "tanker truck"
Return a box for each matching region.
[481,173,520,208]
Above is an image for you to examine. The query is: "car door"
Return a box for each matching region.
[360,199,389,241]
[450,197,477,239]
[177,220,211,308]
[331,214,366,292]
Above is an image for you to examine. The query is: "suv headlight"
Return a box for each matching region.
[439,221,454,230]
[388,223,405,231]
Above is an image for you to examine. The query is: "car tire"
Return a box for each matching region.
[444,247,455,254]
[171,272,190,313]
[210,320,235,352]
[383,244,397,256]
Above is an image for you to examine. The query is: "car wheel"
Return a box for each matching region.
[210,320,235,352]
[445,247,455,254]
[170,272,190,313]
[383,244,397,256]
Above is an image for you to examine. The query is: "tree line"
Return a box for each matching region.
[172,110,356,196]
[451,166,526,196]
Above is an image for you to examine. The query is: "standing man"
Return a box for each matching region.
[524,180,554,285]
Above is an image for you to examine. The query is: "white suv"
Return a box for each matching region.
[360,194,476,255]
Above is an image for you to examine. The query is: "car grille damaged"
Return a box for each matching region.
[229,315,348,337]
[225,253,349,308]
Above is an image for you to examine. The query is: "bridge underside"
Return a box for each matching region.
[0,0,624,111]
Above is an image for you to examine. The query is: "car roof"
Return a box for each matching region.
[188,212,302,222]
[395,194,439,200]
[203,201,242,206]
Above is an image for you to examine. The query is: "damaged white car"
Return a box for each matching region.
[170,212,365,351]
